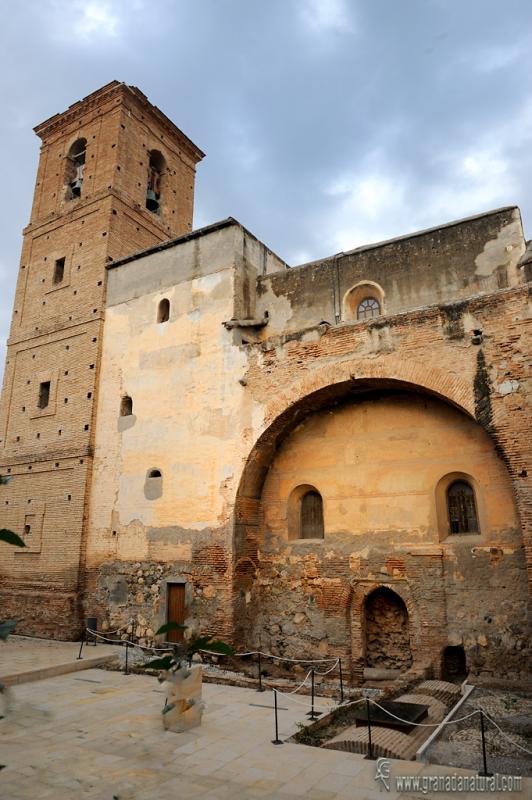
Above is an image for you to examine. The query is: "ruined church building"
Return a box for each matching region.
[0,82,530,683]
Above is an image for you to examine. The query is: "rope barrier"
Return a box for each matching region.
[312,659,340,677]
[200,647,338,664]
[81,627,532,760]
[85,629,173,652]
[480,713,532,756]
[85,630,341,665]
[269,670,313,695]
[367,698,481,728]
[272,687,336,712]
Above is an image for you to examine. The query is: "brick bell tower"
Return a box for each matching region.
[0,82,204,638]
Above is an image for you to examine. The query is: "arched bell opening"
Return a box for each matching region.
[146,150,165,213]
[65,138,87,200]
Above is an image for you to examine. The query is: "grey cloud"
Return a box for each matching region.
[1,0,532,376]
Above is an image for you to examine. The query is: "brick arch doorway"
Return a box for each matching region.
[364,587,412,672]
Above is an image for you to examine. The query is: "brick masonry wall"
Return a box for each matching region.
[0,83,203,638]
[233,284,531,681]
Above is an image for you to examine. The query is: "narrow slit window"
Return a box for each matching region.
[38,381,51,410]
[300,491,324,539]
[53,257,65,285]
[447,481,479,534]
[157,298,170,323]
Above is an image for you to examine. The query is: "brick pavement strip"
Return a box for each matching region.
[0,668,530,799]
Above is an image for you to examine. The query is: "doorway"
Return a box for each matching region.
[167,583,186,642]
[441,645,467,682]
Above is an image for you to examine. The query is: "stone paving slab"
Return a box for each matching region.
[0,669,530,799]
[1,635,120,684]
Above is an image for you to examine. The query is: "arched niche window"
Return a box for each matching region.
[300,490,324,539]
[146,150,165,213]
[343,281,384,322]
[357,297,380,320]
[447,480,479,534]
[157,298,170,323]
[65,138,86,199]
[144,468,163,500]
[120,396,133,417]
[287,484,325,540]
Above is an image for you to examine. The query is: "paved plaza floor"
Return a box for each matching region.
[1,641,530,799]
[1,636,120,684]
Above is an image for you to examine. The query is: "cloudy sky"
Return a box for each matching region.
[1,0,532,372]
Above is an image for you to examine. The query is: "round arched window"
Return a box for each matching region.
[357,297,380,320]
[300,490,324,539]
[447,481,479,533]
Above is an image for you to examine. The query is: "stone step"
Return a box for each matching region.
[1,653,118,687]
[415,679,462,706]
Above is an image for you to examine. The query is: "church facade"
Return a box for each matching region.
[1,83,530,684]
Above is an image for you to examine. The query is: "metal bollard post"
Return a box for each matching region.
[366,699,374,759]
[257,651,265,692]
[77,629,85,660]
[307,669,319,720]
[271,690,283,745]
[479,711,492,777]
[124,640,130,676]
[339,658,344,704]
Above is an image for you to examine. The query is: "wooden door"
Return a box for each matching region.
[167,583,186,642]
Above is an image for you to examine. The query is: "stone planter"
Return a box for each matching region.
[160,664,204,732]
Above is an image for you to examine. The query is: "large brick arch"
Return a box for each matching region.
[262,357,474,431]
[237,357,474,504]
[231,358,476,643]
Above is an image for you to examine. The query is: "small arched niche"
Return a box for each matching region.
[144,468,163,500]
[364,587,412,670]
[435,472,481,538]
[441,644,467,682]
[146,150,165,213]
[343,281,384,322]
[157,298,170,323]
[65,138,87,200]
[287,484,324,540]
[120,396,133,417]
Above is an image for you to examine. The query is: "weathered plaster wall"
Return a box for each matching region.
[84,211,530,683]
[84,223,284,641]
[243,394,527,679]
[255,207,526,338]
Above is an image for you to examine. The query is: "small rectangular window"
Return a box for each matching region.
[38,381,50,409]
[53,257,65,285]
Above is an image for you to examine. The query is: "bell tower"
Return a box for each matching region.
[0,82,204,637]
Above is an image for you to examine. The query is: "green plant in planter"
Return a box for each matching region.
[145,621,234,671]
[144,622,234,732]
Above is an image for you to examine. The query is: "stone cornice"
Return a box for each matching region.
[34,81,205,163]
